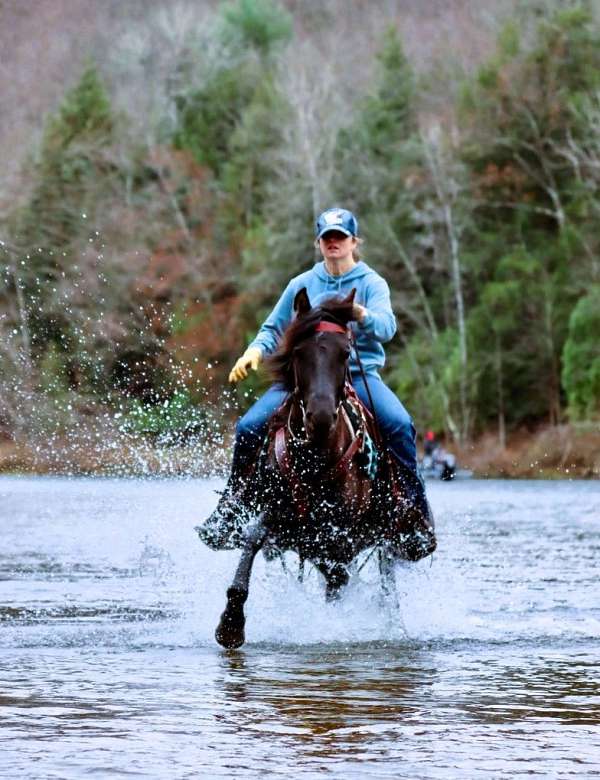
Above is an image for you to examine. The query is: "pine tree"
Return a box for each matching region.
[562,285,600,420]
[7,65,116,364]
[459,5,600,428]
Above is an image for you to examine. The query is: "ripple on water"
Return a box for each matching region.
[0,476,599,778]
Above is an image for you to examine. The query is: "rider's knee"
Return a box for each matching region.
[236,415,254,440]
[236,412,266,444]
[383,408,415,443]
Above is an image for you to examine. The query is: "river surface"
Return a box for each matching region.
[1,476,599,779]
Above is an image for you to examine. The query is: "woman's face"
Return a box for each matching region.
[319,230,356,263]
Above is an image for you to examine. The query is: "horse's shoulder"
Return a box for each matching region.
[266,394,293,438]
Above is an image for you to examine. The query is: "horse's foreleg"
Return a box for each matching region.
[324,564,349,602]
[215,515,267,649]
[378,545,399,610]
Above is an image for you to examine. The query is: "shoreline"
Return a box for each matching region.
[453,424,600,480]
[0,423,598,480]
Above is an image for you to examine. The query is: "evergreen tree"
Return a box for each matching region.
[333,26,427,340]
[336,28,475,438]
[335,27,419,233]
[459,4,600,429]
[561,285,600,420]
[220,0,292,59]
[169,0,293,400]
[5,65,116,372]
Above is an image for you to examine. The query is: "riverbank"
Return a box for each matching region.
[0,428,230,478]
[454,424,600,479]
[0,423,598,479]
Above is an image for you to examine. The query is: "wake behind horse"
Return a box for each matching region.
[209,288,436,648]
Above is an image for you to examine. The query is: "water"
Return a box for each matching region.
[1,476,599,778]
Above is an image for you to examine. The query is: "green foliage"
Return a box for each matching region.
[3,2,600,448]
[221,75,289,229]
[122,390,207,442]
[336,28,417,192]
[4,65,116,370]
[334,27,423,283]
[361,26,416,151]
[37,342,70,396]
[42,64,113,155]
[454,5,600,427]
[173,63,258,176]
[562,286,600,420]
[220,0,292,57]
[174,0,291,178]
[19,64,114,247]
[498,20,520,58]
[388,329,459,435]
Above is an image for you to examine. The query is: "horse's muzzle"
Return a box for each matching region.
[305,406,338,443]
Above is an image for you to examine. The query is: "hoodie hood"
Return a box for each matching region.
[313,260,372,296]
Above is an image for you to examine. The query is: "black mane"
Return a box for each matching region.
[266,296,354,391]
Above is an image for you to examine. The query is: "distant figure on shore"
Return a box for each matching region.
[424,430,437,457]
[421,430,456,481]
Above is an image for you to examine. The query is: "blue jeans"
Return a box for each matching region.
[234,373,420,480]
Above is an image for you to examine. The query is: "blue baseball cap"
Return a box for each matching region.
[315,208,358,239]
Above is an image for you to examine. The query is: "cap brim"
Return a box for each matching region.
[316,226,353,239]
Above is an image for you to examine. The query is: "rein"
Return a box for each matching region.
[349,332,383,450]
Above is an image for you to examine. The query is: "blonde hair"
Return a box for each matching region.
[352,236,364,260]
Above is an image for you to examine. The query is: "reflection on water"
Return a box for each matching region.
[0,476,599,778]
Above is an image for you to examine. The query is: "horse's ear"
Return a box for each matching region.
[294,287,312,316]
[343,288,356,306]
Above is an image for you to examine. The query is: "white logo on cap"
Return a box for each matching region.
[323,210,345,226]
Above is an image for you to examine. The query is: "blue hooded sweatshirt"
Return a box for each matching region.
[248,260,397,375]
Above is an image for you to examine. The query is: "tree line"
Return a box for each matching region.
[1,0,599,447]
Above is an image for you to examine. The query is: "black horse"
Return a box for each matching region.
[210,288,436,648]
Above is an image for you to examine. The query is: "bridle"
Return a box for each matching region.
[290,320,351,443]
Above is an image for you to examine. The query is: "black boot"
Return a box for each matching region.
[387,463,437,561]
[397,495,437,561]
[195,441,258,551]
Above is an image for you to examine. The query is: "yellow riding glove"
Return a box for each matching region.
[228,346,263,383]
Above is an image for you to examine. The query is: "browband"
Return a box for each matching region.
[315,321,348,335]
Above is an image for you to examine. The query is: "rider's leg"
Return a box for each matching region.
[231,383,289,485]
[350,372,436,559]
[350,372,419,474]
[197,384,288,550]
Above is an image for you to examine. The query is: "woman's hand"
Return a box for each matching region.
[352,303,368,323]
[229,347,263,382]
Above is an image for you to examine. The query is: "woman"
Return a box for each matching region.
[199,207,433,552]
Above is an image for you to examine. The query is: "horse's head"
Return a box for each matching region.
[268,287,355,445]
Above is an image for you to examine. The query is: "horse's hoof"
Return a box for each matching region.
[325,566,349,601]
[215,611,245,648]
[215,588,247,648]
[325,584,341,602]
